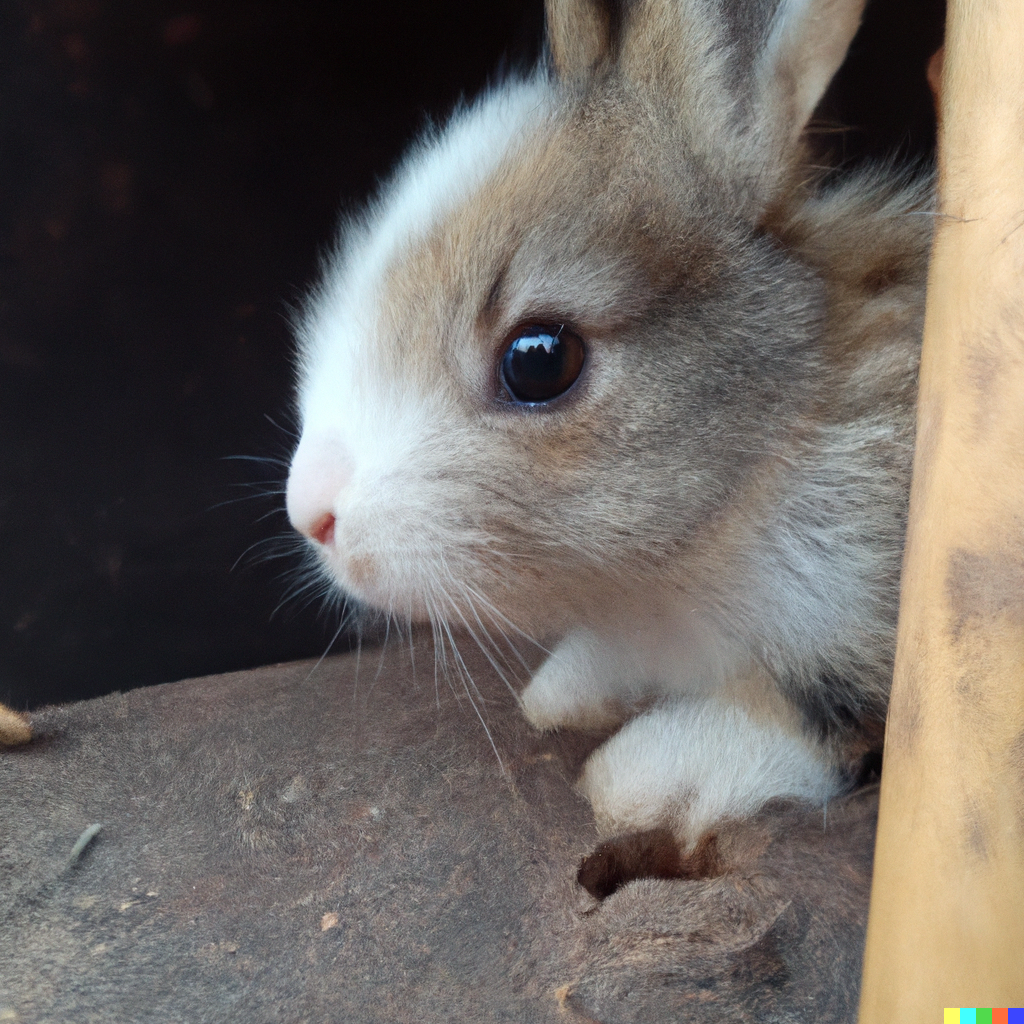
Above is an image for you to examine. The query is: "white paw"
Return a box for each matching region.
[519,630,637,731]
[578,698,842,843]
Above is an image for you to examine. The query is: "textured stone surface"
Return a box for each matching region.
[1,637,876,1022]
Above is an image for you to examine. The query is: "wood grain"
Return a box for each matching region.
[859,0,1024,1015]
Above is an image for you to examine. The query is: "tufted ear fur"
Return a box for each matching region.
[546,0,867,213]
[545,0,620,80]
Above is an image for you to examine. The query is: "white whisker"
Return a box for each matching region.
[433,600,505,774]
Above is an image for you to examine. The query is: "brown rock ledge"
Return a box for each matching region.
[0,635,876,1022]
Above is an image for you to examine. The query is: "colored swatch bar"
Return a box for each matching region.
[944,1011,1024,1023]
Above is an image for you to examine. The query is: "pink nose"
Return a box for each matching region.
[309,513,336,546]
[286,433,352,545]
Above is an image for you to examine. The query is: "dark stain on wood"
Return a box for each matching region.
[945,547,1024,646]
[962,795,990,861]
[965,343,1003,441]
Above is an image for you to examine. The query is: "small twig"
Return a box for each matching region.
[68,823,103,867]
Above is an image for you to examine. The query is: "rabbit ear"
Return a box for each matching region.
[753,0,867,156]
[609,0,867,211]
[545,0,620,80]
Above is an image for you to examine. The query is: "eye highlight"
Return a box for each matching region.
[498,325,586,405]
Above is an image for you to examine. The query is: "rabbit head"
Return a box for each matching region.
[285,0,868,636]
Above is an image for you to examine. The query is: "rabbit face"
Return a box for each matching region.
[287,72,827,632]
[284,0,934,843]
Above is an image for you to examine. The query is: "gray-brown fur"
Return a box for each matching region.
[287,0,931,843]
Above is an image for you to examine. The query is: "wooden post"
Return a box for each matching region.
[858,0,1024,1017]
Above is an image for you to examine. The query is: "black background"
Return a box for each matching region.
[0,0,944,710]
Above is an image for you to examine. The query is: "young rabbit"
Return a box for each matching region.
[285,0,930,848]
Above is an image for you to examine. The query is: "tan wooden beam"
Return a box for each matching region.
[858,0,1024,1017]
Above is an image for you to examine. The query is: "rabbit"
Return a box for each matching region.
[284,0,931,850]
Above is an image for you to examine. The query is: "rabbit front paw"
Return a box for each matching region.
[519,629,639,732]
[578,697,843,846]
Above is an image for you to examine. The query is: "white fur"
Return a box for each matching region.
[520,602,750,731]
[285,0,925,848]
[579,697,842,843]
[287,76,560,615]
[296,75,555,398]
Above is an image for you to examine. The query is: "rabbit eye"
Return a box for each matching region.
[499,325,585,404]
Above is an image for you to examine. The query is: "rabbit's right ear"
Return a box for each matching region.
[752,0,868,163]
[545,0,620,80]
[602,0,866,214]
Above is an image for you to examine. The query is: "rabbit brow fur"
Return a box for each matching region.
[287,0,931,845]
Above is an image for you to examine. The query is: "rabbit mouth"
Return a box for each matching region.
[312,527,486,626]
[313,521,576,641]
[311,542,424,621]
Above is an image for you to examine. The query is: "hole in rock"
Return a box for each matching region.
[577,828,724,900]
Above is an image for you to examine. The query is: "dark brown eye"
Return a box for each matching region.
[499,325,585,404]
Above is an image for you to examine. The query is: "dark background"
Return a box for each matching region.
[0,0,944,710]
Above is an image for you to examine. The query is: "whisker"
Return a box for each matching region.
[369,614,395,693]
[406,610,417,685]
[455,585,521,670]
[459,579,550,662]
[270,574,335,620]
[264,413,300,441]
[230,534,304,573]
[444,586,523,701]
[351,614,365,706]
[206,492,286,514]
[304,610,354,683]
[433,602,505,774]
[222,453,293,469]
[426,593,451,712]
[252,507,291,525]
